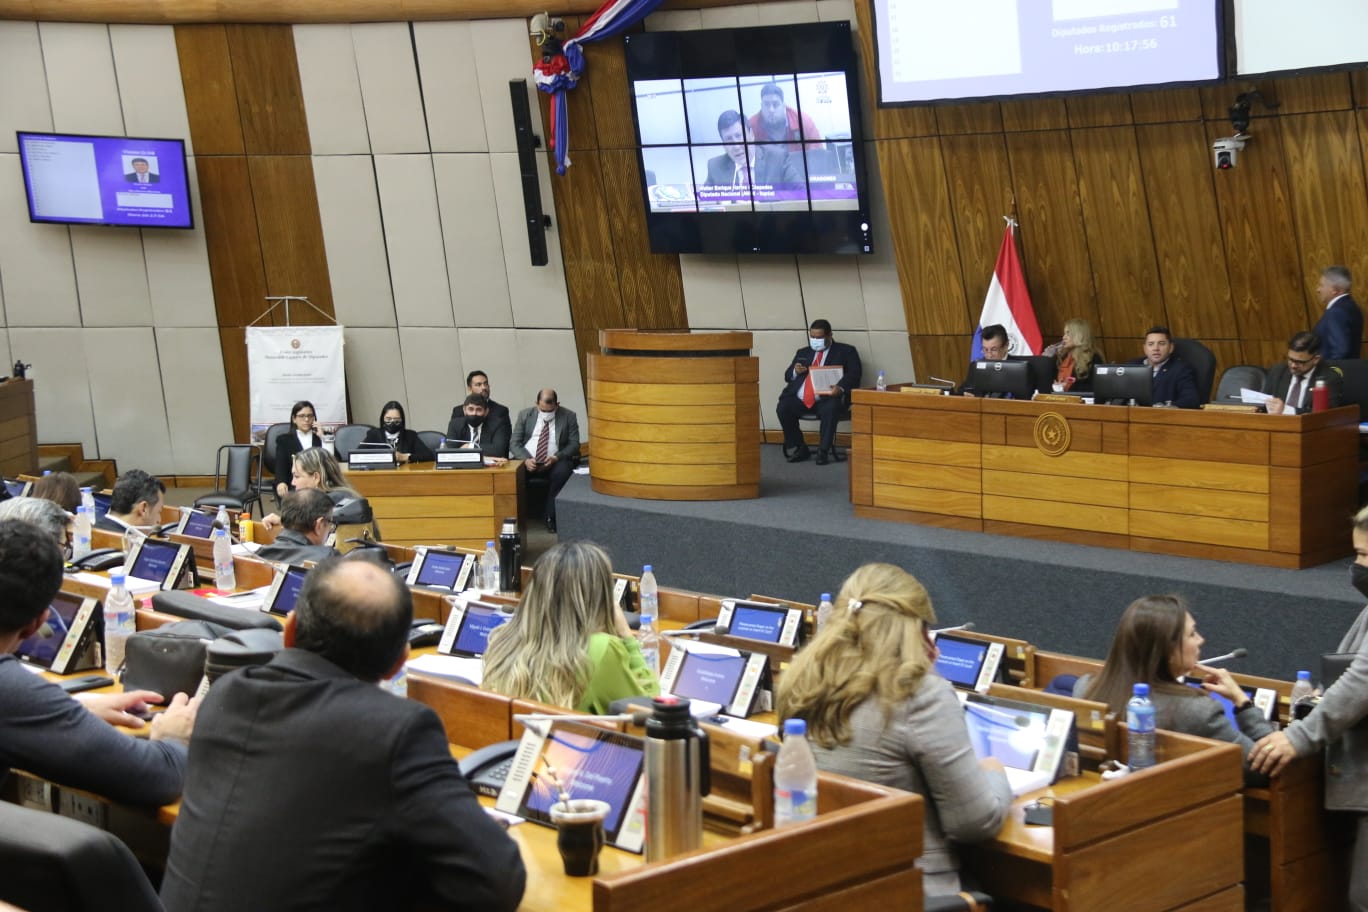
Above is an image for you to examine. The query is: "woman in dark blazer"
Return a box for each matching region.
[361,401,434,464]
[275,400,322,499]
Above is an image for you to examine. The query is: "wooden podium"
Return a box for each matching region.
[587,330,759,501]
[0,378,37,478]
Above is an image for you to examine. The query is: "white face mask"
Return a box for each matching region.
[809,337,827,352]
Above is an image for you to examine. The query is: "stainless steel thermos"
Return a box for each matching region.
[644,696,710,861]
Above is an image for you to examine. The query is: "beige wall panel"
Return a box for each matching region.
[679,256,745,328]
[515,329,588,438]
[433,153,513,327]
[145,159,216,328]
[156,327,233,475]
[738,258,804,329]
[374,153,454,327]
[84,327,173,472]
[9,328,96,453]
[867,329,916,386]
[645,9,703,30]
[0,22,53,153]
[0,331,10,373]
[69,226,151,326]
[414,22,489,154]
[470,19,538,156]
[489,152,572,328]
[457,328,527,418]
[754,329,806,430]
[0,155,80,327]
[757,1,820,24]
[397,326,463,435]
[293,24,370,156]
[352,22,429,155]
[344,327,407,429]
[110,25,193,156]
[313,154,395,327]
[39,23,123,136]
[798,258,867,330]
[818,0,858,24]
[700,5,762,27]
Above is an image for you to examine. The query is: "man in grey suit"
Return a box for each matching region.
[703,109,805,189]
[510,388,580,533]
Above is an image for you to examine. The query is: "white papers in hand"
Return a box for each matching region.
[1240,388,1274,405]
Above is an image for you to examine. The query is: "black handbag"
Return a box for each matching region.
[204,628,283,685]
[121,620,231,697]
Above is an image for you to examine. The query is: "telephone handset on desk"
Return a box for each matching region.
[459,740,521,798]
[69,548,125,571]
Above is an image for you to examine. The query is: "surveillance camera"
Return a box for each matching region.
[1213,136,1247,171]
[529,12,550,37]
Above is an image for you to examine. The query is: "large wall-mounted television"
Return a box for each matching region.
[871,0,1222,106]
[17,131,194,230]
[624,22,872,256]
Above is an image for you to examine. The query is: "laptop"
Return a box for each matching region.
[405,547,474,592]
[261,565,309,616]
[496,719,648,853]
[657,639,768,718]
[125,538,195,591]
[173,508,218,540]
[932,631,1005,693]
[16,590,101,674]
[437,596,513,658]
[959,691,1075,797]
[716,599,802,647]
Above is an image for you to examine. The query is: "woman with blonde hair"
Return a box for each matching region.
[777,563,1010,896]
[482,541,658,714]
[1045,318,1102,392]
[261,448,364,531]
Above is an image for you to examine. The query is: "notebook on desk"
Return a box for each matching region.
[959,691,1075,797]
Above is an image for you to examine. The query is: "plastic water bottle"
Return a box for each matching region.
[1290,670,1315,719]
[72,505,92,560]
[80,485,95,515]
[482,541,499,591]
[215,505,230,535]
[876,370,887,391]
[212,526,236,591]
[103,573,136,677]
[638,613,661,679]
[774,718,819,826]
[815,593,834,632]
[1127,683,1156,770]
[639,565,659,620]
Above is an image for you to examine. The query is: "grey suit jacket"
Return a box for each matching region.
[1284,603,1368,811]
[808,675,1012,896]
[509,406,581,463]
[704,144,805,187]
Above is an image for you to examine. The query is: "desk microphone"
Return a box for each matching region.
[1201,648,1247,666]
[932,622,975,635]
[662,625,722,639]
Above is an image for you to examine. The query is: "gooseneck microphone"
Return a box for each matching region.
[1201,648,1248,666]
[931,621,975,635]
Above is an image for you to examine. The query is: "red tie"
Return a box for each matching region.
[802,350,825,408]
[535,419,551,462]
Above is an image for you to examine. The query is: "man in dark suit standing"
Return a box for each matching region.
[445,394,509,464]
[159,557,525,912]
[124,157,159,183]
[1312,265,1362,360]
[510,388,581,533]
[1263,330,1343,415]
[1131,325,1200,409]
[778,319,863,465]
[447,370,510,459]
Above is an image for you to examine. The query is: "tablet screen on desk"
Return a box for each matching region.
[92,492,111,521]
[4,478,31,498]
[960,691,1074,791]
[669,650,747,706]
[412,549,468,590]
[438,598,511,658]
[717,599,801,646]
[128,539,185,587]
[263,565,309,616]
[177,509,216,539]
[17,591,86,668]
[933,632,1003,692]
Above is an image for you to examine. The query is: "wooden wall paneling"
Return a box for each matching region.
[1241,339,1286,370]
[875,137,967,335]
[1129,88,1202,125]
[224,24,311,155]
[174,25,244,155]
[1280,112,1368,328]
[218,326,249,441]
[1066,92,1134,129]
[850,0,937,141]
[1004,130,1099,337]
[581,23,638,150]
[908,335,970,390]
[1071,126,1164,338]
[247,155,336,323]
[1267,72,1354,115]
[548,150,626,331]
[1000,97,1067,132]
[935,102,1002,136]
[193,156,267,327]
[600,149,687,330]
[1133,122,1237,340]
[1206,117,1307,344]
[940,133,1014,322]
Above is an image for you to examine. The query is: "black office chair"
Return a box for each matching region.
[194,443,263,517]
[260,421,290,506]
[1171,338,1217,404]
[416,430,445,454]
[331,423,373,462]
[926,892,992,911]
[0,801,163,912]
[1326,359,1368,421]
[1214,364,1267,402]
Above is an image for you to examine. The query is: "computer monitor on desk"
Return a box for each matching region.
[1092,364,1153,406]
[966,359,1034,399]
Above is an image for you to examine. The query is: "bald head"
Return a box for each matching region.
[536,388,559,414]
[292,558,412,681]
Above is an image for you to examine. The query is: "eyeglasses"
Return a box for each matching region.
[1287,355,1316,366]
[295,413,316,421]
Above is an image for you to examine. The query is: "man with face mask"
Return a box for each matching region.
[94,469,165,534]
[444,394,509,466]
[777,319,863,465]
[447,371,511,460]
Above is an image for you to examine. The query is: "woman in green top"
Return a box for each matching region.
[482,541,658,714]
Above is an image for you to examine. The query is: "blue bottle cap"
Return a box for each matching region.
[820,593,831,601]
[783,718,807,736]
[1297,670,1311,680]
[643,564,653,573]
[1133,683,1150,697]
[486,541,495,548]
[110,573,126,586]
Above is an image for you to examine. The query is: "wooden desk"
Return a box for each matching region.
[343,461,523,550]
[849,392,1359,568]
[0,378,37,476]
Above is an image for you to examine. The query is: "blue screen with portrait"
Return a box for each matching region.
[18,132,194,229]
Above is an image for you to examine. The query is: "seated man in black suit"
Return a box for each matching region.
[510,388,580,533]
[1263,330,1343,415]
[94,469,165,534]
[447,370,511,459]
[254,489,338,566]
[1131,325,1199,409]
[777,319,862,464]
[159,556,525,912]
[961,323,1011,397]
[445,394,509,465]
